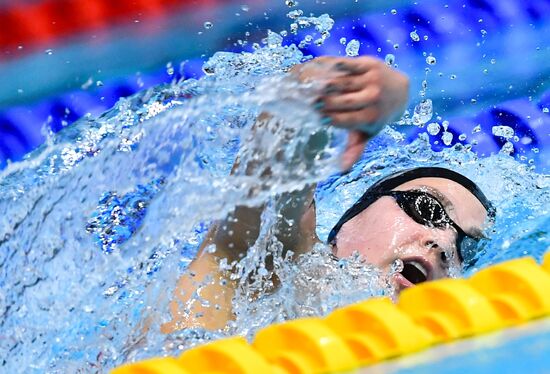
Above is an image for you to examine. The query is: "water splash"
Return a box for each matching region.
[0,6,548,374]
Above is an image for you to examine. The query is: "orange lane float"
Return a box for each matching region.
[112,253,550,374]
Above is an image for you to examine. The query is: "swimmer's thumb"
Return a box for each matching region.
[341,130,368,171]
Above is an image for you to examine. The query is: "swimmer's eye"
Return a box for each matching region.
[389,190,451,228]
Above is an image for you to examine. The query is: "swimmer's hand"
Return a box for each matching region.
[293,56,409,170]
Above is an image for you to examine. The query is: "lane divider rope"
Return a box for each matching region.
[112,252,550,373]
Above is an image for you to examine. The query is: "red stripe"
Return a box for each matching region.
[0,0,225,59]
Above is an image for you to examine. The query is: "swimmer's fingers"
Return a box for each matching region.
[322,107,383,131]
[322,66,383,95]
[292,56,379,84]
[314,55,380,75]
[319,85,381,112]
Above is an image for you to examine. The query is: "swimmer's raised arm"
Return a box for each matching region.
[162,56,409,332]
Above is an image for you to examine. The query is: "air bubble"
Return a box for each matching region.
[241,4,249,11]
[459,133,467,141]
[285,0,298,6]
[203,21,213,29]
[390,9,397,15]
[426,55,436,65]
[410,30,420,42]
[340,37,347,45]
[45,49,53,55]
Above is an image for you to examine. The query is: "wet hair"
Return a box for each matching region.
[327,166,496,246]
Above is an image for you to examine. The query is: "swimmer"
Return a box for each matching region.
[161,56,494,332]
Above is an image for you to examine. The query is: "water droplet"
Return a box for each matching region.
[345,39,360,57]
[377,47,382,52]
[96,80,103,87]
[45,48,53,55]
[390,258,404,273]
[426,55,436,65]
[285,0,298,7]
[492,125,514,139]
[483,68,489,74]
[393,43,399,50]
[413,99,433,126]
[490,58,496,64]
[500,141,514,154]
[17,45,23,50]
[427,122,441,135]
[203,21,213,29]
[410,30,420,42]
[266,30,283,48]
[423,35,429,40]
[471,98,477,104]
[450,74,456,80]
[340,37,347,45]
[241,4,249,11]
[472,124,481,133]
[166,62,174,76]
[459,133,467,141]
[542,107,549,113]
[81,77,93,90]
[390,9,397,15]
[442,131,453,145]
[384,53,395,65]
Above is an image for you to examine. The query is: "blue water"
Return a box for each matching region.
[0,3,549,373]
[364,320,550,373]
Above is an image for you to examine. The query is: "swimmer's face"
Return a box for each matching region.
[332,177,488,291]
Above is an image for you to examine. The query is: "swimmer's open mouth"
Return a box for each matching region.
[400,259,431,285]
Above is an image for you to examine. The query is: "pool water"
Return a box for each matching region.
[0,2,549,373]
[364,319,550,373]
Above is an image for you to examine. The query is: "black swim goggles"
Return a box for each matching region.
[377,190,483,263]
